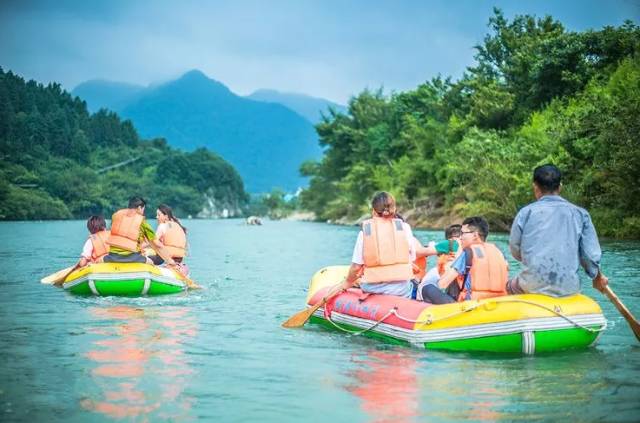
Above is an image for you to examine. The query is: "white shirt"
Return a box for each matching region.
[80,238,93,259]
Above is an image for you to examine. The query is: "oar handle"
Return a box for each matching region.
[602,285,640,342]
[603,286,637,319]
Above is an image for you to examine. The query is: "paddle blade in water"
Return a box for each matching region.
[282,305,320,328]
[53,265,80,286]
[185,277,201,289]
[282,282,345,328]
[41,266,75,285]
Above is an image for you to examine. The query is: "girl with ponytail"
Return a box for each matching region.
[341,192,418,298]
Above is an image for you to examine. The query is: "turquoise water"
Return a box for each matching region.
[1,219,639,422]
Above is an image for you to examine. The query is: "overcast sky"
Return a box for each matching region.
[1,0,638,103]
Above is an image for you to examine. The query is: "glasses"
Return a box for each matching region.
[460,230,476,235]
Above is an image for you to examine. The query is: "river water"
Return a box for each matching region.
[0,219,639,422]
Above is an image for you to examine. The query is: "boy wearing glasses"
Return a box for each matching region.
[420,216,508,304]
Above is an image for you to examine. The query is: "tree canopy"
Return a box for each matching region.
[300,10,640,238]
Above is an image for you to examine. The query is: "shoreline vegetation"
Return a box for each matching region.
[0,68,249,220]
[1,10,639,240]
[298,10,640,239]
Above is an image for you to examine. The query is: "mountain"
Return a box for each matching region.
[246,89,347,123]
[0,68,248,220]
[73,70,323,193]
[72,79,144,113]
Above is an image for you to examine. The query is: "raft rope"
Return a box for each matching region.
[323,297,606,335]
[326,307,398,335]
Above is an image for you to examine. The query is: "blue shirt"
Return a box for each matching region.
[451,250,472,299]
[509,195,602,297]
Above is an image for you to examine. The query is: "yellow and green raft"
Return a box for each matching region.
[305,266,607,354]
[62,262,188,296]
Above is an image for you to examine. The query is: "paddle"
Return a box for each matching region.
[282,281,345,328]
[53,264,82,286]
[41,265,78,285]
[166,264,201,290]
[183,275,201,290]
[602,285,640,341]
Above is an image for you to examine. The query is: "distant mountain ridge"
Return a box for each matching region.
[246,89,347,123]
[72,70,325,192]
[72,79,144,113]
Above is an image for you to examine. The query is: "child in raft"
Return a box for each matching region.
[414,224,462,300]
[78,215,110,267]
[146,204,190,277]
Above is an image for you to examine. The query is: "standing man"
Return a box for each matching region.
[507,164,609,297]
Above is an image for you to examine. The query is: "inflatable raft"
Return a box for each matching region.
[305,266,607,354]
[62,262,188,296]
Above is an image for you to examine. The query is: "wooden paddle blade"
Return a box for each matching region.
[604,286,640,342]
[185,277,201,289]
[281,308,313,328]
[53,265,80,286]
[282,282,346,329]
[282,301,324,328]
[40,266,75,285]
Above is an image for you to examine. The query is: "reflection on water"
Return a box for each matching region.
[80,306,197,420]
[345,349,420,423]
[1,220,639,421]
[343,347,627,422]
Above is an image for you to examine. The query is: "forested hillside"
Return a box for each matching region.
[300,10,640,238]
[0,68,248,220]
[73,70,323,193]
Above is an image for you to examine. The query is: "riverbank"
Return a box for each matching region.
[293,198,474,232]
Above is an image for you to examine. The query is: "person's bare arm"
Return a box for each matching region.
[437,267,460,289]
[592,270,609,292]
[413,238,438,258]
[149,238,177,266]
[342,263,364,289]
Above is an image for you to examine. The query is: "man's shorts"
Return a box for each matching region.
[103,252,148,264]
[506,277,526,295]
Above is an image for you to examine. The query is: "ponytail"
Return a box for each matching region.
[371,191,397,218]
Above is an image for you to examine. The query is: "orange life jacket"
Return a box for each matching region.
[362,216,413,283]
[455,242,508,301]
[108,209,144,252]
[411,238,427,281]
[89,230,110,262]
[162,221,187,258]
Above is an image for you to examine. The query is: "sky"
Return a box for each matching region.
[0,0,638,104]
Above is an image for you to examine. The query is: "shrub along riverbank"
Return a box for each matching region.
[299,10,640,238]
[0,68,248,220]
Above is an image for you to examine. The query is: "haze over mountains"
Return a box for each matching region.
[246,89,347,123]
[72,70,346,192]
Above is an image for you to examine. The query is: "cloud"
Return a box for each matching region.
[1,0,637,103]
